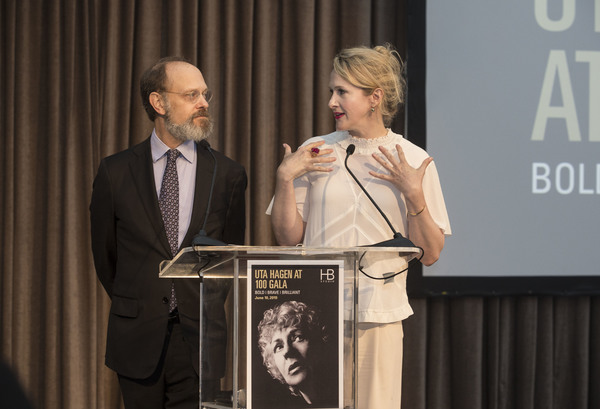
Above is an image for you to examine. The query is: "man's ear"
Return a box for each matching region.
[149,92,166,116]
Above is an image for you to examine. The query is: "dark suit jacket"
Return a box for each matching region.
[90,137,246,380]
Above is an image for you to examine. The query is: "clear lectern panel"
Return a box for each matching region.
[159,245,421,409]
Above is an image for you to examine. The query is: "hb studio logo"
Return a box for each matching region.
[320,268,336,283]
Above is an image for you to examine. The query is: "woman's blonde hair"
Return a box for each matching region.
[333,43,405,127]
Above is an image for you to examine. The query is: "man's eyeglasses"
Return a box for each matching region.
[162,89,213,104]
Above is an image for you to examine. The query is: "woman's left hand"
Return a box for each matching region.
[370,144,444,266]
[369,144,433,200]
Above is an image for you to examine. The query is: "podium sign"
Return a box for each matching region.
[160,245,421,409]
[247,259,344,408]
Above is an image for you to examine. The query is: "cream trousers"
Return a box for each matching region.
[356,321,404,409]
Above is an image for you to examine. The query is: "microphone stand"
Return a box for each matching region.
[344,144,416,248]
[192,140,227,247]
[344,143,424,281]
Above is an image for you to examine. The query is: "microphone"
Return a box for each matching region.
[191,140,227,246]
[344,144,415,248]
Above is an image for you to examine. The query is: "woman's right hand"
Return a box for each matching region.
[276,140,336,183]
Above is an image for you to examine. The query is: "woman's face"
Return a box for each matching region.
[270,326,311,387]
[328,70,373,138]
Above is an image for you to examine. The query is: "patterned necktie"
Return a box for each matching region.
[159,149,181,312]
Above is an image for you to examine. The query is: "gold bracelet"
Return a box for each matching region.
[407,205,426,217]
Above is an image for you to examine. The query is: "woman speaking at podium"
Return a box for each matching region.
[268,44,451,408]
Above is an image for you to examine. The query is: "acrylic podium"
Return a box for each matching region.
[159,245,421,409]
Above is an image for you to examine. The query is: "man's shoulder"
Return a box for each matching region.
[201,144,245,174]
[101,138,150,166]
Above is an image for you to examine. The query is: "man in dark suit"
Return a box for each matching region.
[90,56,246,408]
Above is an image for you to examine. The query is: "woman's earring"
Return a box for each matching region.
[371,107,375,112]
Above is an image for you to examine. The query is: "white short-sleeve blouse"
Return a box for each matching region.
[272,129,451,323]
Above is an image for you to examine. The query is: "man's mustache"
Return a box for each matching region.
[193,110,210,119]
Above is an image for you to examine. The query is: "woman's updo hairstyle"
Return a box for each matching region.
[333,43,405,127]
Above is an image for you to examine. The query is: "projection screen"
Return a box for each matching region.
[406,0,600,294]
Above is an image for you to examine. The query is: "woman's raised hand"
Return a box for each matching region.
[369,144,432,200]
[276,140,336,183]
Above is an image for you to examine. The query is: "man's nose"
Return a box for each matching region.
[195,96,209,109]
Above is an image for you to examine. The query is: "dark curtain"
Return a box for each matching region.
[0,1,597,408]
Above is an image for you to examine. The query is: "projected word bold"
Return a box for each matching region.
[532,162,600,194]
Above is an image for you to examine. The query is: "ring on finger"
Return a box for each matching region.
[310,147,320,157]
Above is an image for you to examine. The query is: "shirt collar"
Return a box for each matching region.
[150,129,196,164]
[336,129,396,154]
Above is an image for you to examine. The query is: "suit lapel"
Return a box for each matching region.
[182,143,215,245]
[130,138,172,256]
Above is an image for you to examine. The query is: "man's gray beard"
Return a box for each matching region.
[164,110,213,143]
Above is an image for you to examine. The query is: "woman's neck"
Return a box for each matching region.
[348,121,388,140]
